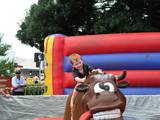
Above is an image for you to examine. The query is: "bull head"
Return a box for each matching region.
[64,71,128,120]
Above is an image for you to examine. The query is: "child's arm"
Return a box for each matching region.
[74,77,86,83]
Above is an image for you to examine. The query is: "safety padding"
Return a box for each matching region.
[63,70,160,88]
[32,117,63,120]
[64,32,160,55]
[64,53,160,72]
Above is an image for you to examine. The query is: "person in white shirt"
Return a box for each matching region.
[11,70,26,95]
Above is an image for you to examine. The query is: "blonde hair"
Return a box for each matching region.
[69,53,81,64]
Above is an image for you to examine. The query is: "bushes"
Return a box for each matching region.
[24,84,47,95]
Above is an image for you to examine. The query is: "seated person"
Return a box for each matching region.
[11,69,26,95]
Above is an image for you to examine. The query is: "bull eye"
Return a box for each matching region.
[94,83,105,93]
[94,82,115,93]
[103,82,115,92]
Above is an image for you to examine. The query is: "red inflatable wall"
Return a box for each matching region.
[63,70,160,88]
[47,32,160,94]
[52,36,65,94]
[64,32,160,55]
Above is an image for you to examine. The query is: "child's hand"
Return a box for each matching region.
[75,76,86,83]
[97,69,103,73]
[82,76,86,82]
[92,69,103,74]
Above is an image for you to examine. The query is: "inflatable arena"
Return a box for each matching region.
[1,32,160,120]
[44,32,160,95]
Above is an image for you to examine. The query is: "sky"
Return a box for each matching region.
[0,0,39,59]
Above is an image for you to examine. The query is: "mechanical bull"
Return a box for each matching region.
[64,70,128,120]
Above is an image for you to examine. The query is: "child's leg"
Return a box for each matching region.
[70,89,78,120]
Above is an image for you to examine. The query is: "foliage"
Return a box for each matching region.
[0,34,15,77]
[16,0,160,51]
[94,0,160,33]
[16,0,97,51]
[24,85,47,95]
[0,59,15,77]
[24,76,47,95]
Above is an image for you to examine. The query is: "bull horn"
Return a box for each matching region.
[117,70,127,80]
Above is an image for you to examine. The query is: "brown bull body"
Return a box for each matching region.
[64,72,127,120]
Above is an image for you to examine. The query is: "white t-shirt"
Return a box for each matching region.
[11,76,26,92]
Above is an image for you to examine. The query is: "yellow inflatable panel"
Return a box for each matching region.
[44,36,54,95]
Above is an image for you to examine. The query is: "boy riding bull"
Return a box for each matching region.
[69,53,126,120]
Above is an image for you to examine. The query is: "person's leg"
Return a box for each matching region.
[70,89,78,120]
[13,91,24,95]
[12,91,16,95]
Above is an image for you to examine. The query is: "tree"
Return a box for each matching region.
[0,33,15,77]
[94,0,160,34]
[16,0,97,51]
[16,0,160,51]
